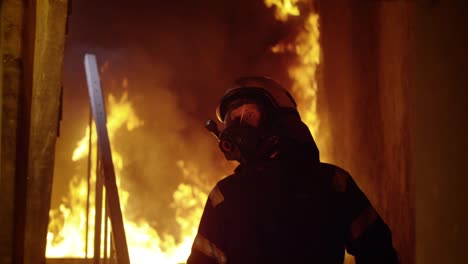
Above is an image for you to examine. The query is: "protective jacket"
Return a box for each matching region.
[190,76,398,264]
[187,152,399,264]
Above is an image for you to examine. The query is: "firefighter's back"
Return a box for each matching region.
[215,162,347,263]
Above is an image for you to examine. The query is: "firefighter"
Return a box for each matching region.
[187,76,399,264]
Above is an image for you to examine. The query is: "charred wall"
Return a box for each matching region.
[319,1,414,263]
[320,1,468,263]
[414,1,468,264]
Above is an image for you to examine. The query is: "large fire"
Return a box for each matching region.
[47,1,333,263]
[265,0,328,160]
[46,92,207,263]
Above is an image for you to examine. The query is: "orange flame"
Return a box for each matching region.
[46,91,207,263]
[264,0,327,160]
[265,0,301,21]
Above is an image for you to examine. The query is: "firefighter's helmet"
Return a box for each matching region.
[216,76,299,122]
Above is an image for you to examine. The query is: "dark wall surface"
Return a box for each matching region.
[414,1,468,264]
[320,0,468,263]
[319,1,414,263]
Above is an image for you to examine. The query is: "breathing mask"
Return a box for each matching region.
[205,119,279,163]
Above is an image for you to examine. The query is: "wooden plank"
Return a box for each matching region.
[14,0,36,262]
[103,194,110,262]
[85,110,93,257]
[94,156,103,264]
[84,54,130,264]
[23,0,68,263]
[0,1,26,263]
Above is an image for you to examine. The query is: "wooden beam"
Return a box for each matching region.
[1,0,68,263]
[94,157,104,264]
[16,0,37,262]
[0,1,26,263]
[23,0,68,263]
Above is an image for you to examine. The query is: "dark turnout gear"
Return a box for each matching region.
[187,162,399,264]
[189,77,399,263]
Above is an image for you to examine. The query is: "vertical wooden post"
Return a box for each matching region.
[14,0,36,262]
[0,0,66,261]
[104,193,109,264]
[94,153,103,264]
[86,109,93,258]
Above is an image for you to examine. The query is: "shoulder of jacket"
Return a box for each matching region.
[320,163,351,193]
[208,173,240,208]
